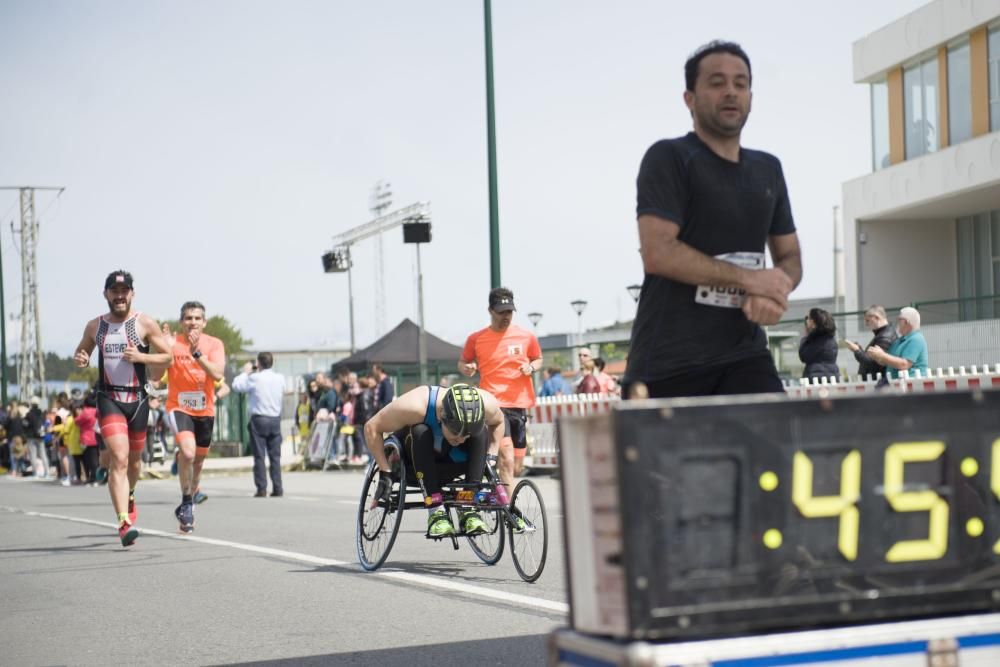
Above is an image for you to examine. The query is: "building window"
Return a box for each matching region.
[990,26,1000,131]
[871,80,890,170]
[957,209,1000,320]
[948,41,972,144]
[904,57,939,159]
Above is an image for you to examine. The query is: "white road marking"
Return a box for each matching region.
[0,505,568,615]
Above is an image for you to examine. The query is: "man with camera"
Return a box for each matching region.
[232,352,286,497]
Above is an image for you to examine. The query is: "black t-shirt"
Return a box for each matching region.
[625,132,796,383]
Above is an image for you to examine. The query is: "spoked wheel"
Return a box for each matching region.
[508,479,548,582]
[356,440,406,571]
[466,506,505,565]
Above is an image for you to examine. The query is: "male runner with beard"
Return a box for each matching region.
[74,271,174,546]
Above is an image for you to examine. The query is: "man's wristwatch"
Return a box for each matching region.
[192,350,203,360]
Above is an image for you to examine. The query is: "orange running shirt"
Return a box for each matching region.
[461,324,541,408]
[166,333,225,417]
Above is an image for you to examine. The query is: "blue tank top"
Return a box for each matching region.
[423,385,467,463]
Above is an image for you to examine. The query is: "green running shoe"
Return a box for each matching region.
[461,511,487,536]
[427,509,454,537]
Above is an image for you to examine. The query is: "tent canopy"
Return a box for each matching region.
[333,318,464,370]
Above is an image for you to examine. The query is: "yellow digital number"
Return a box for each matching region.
[792,450,861,561]
[993,439,1000,555]
[884,441,948,562]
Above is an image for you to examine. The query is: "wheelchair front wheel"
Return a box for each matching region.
[355,439,406,571]
[508,479,548,582]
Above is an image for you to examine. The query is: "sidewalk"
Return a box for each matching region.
[143,441,305,479]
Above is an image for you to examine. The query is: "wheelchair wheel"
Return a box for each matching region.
[356,439,406,571]
[508,479,548,582]
[467,506,505,565]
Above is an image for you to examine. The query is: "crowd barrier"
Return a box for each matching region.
[524,364,1000,471]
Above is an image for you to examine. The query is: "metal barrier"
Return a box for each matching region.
[525,364,1000,471]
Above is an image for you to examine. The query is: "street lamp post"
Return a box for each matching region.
[403,216,433,384]
[570,300,587,343]
[527,312,542,330]
[627,284,642,304]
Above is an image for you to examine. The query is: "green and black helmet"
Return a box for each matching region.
[440,384,485,437]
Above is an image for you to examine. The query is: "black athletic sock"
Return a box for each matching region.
[182,494,193,504]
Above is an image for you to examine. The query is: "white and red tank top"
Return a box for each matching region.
[96,313,148,402]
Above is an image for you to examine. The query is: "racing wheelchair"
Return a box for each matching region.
[355,436,548,582]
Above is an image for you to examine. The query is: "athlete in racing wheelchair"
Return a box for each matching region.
[363,383,505,537]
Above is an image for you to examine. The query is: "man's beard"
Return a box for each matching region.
[696,104,747,138]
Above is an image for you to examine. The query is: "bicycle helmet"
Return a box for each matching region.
[440,384,485,437]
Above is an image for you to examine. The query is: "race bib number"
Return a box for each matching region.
[695,252,764,308]
[178,391,207,411]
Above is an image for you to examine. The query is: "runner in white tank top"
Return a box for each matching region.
[74,270,174,547]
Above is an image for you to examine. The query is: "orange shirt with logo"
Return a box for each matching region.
[461,324,541,409]
[166,333,225,417]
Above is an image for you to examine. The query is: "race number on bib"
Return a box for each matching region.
[178,391,207,411]
[695,252,765,308]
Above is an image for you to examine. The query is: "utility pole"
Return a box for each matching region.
[0,186,63,403]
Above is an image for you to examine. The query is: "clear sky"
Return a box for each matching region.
[0,0,927,356]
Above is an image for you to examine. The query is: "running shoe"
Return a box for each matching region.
[427,509,455,537]
[174,502,194,534]
[95,467,108,484]
[511,509,528,534]
[119,520,138,547]
[193,489,208,504]
[461,511,487,536]
[170,458,178,476]
[127,493,137,525]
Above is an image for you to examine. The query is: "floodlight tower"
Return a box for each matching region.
[369,181,393,335]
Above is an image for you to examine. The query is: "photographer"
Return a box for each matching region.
[232,352,286,497]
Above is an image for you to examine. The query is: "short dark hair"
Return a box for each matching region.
[180,301,206,318]
[257,352,274,369]
[808,308,837,337]
[685,40,752,92]
[594,357,606,372]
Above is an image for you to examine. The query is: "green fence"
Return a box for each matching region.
[214,391,250,455]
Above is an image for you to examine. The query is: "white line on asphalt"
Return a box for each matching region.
[0,505,568,615]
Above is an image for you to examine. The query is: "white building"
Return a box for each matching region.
[842,0,1000,367]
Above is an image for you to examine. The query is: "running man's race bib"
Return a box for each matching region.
[695,252,765,308]
[178,391,207,411]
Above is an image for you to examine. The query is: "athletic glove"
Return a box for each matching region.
[372,471,392,507]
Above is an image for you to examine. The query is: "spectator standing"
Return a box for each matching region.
[233,352,286,497]
[624,40,801,398]
[76,396,99,485]
[25,397,48,479]
[866,307,929,380]
[845,305,897,380]
[459,287,543,484]
[372,363,394,411]
[799,308,840,381]
[539,367,573,397]
[594,358,619,397]
[575,348,601,395]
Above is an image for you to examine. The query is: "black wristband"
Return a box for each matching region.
[192,350,202,360]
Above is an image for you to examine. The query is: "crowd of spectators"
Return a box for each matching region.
[2,390,103,485]
[297,364,390,466]
[538,349,622,398]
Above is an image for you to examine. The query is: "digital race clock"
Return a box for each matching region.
[559,389,1000,640]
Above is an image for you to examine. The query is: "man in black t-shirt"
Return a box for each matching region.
[625,40,802,399]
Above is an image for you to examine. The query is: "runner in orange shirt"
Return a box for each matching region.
[165,301,226,533]
[459,287,542,502]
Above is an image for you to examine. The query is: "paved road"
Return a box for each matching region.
[0,469,567,666]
